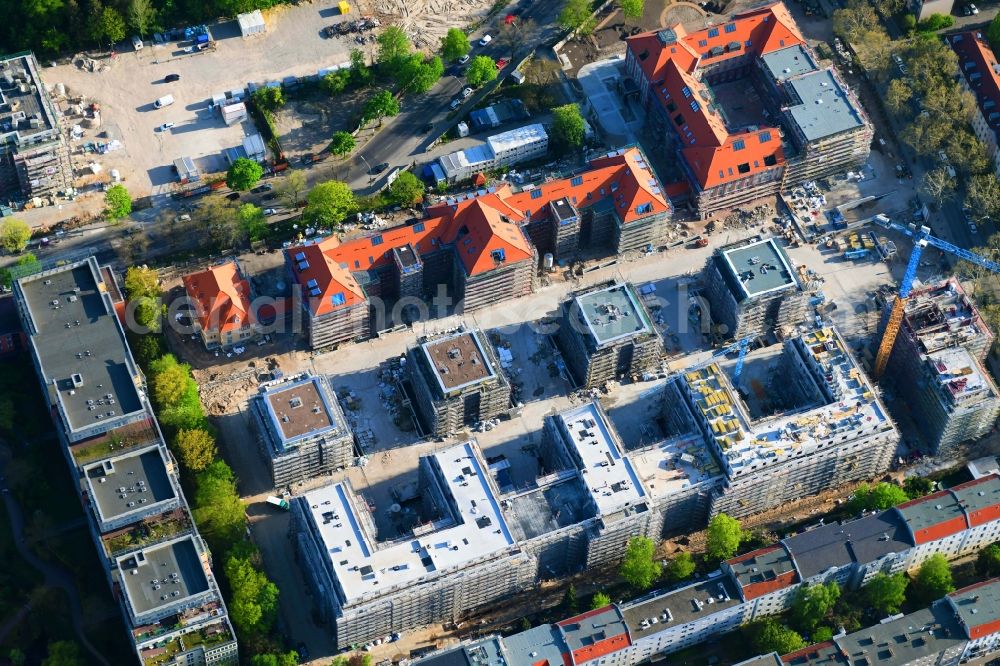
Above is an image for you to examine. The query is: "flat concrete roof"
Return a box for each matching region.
[301,440,515,604]
[627,433,722,501]
[85,447,176,524]
[926,346,998,409]
[573,282,653,347]
[721,238,797,299]
[500,625,567,666]
[16,259,143,437]
[117,536,210,618]
[786,69,866,142]
[621,573,741,638]
[416,638,506,666]
[421,330,496,394]
[760,44,818,81]
[261,375,343,448]
[0,53,60,141]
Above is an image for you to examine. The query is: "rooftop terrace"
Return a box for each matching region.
[117,536,211,620]
[301,440,515,604]
[259,374,345,451]
[85,447,176,525]
[572,282,653,347]
[421,330,497,394]
[721,238,797,300]
[627,433,721,501]
[16,259,144,439]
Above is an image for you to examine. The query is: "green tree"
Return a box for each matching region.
[278,170,307,208]
[0,252,41,288]
[833,0,878,41]
[387,171,425,206]
[901,13,917,34]
[127,0,154,37]
[193,461,246,549]
[551,103,586,153]
[174,428,218,472]
[848,482,908,513]
[133,296,161,332]
[590,591,612,609]
[377,25,412,74]
[911,554,954,605]
[92,6,126,47]
[225,553,279,636]
[465,55,498,87]
[904,476,934,499]
[226,158,264,192]
[559,0,591,31]
[745,618,805,655]
[663,551,696,582]
[978,543,1000,578]
[124,265,159,300]
[321,70,351,95]
[330,131,357,158]
[305,181,356,229]
[130,332,164,368]
[104,183,132,220]
[149,354,193,408]
[621,0,645,28]
[42,641,84,666]
[562,583,579,615]
[8,648,25,666]
[396,54,444,94]
[441,27,471,61]
[620,536,660,590]
[863,572,909,615]
[966,174,1000,222]
[884,78,913,115]
[252,86,285,113]
[706,513,743,561]
[989,12,1000,54]
[250,653,299,666]
[1,218,31,253]
[237,203,268,243]
[813,626,834,642]
[350,48,373,87]
[363,90,400,124]
[790,581,840,633]
[201,196,244,250]
[917,13,953,31]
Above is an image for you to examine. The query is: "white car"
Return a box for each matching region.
[462,87,473,98]
[970,3,980,13]
[458,54,470,65]
[478,34,492,46]
[132,35,144,51]
[264,208,277,216]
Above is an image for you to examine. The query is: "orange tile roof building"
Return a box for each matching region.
[625,2,871,218]
[949,31,1000,178]
[287,147,671,350]
[182,261,259,349]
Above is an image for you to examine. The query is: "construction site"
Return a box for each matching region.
[880,278,1000,458]
[369,0,504,52]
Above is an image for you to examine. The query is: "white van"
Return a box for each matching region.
[154,95,174,109]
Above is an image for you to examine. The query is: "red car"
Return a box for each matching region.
[496,58,509,69]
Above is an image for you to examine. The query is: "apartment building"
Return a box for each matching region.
[882,278,999,456]
[700,236,807,341]
[950,31,1000,176]
[439,123,549,182]
[409,474,1000,666]
[13,258,238,666]
[664,327,899,518]
[406,327,511,437]
[625,3,871,218]
[0,52,72,202]
[182,260,260,349]
[556,281,664,388]
[287,147,671,349]
[250,372,354,487]
[292,397,718,649]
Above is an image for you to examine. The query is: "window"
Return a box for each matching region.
[698,39,708,47]
[779,39,785,47]
[725,23,736,33]
[682,86,692,98]
[331,293,346,306]
[371,235,384,246]
[738,163,750,174]
[413,222,425,233]
[707,27,719,38]
[745,39,752,48]
[571,175,583,186]
[491,248,506,263]
[690,100,700,112]
[531,188,543,199]
[718,170,725,179]
[727,167,734,176]
[666,101,677,112]
[759,130,772,143]
[674,113,685,126]
[733,138,745,151]
[636,202,654,215]
[354,260,360,269]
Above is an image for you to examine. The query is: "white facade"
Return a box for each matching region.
[439,123,548,182]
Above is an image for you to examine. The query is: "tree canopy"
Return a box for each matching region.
[848,482,908,513]
[745,618,806,655]
[149,354,194,408]
[863,572,909,616]
[620,536,660,590]
[790,582,840,633]
[560,0,595,33]
[174,428,218,472]
[252,86,285,113]
[278,170,307,208]
[226,158,264,191]
[0,218,32,253]
[225,551,279,636]
[903,476,934,499]
[591,591,612,609]
[977,543,1000,578]
[321,70,351,95]
[465,55,498,87]
[363,90,400,124]
[387,171,425,206]
[193,461,246,550]
[41,641,84,666]
[621,0,645,25]
[551,104,586,153]
[911,554,954,606]
[128,0,155,37]
[237,203,268,243]
[706,513,743,561]
[0,253,40,289]
[377,26,412,74]
[663,551,696,582]
[441,27,470,61]
[105,183,133,220]
[330,131,357,158]
[306,181,356,229]
[397,54,444,94]
[250,653,299,666]
[562,584,579,615]
[124,266,160,300]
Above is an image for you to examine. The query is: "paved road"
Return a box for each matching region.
[0,454,111,666]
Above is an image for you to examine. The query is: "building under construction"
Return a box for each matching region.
[664,326,899,518]
[700,237,807,341]
[0,52,72,202]
[406,327,511,437]
[250,372,355,488]
[556,281,663,388]
[882,278,999,457]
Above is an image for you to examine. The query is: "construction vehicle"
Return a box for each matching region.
[844,248,869,261]
[872,214,1000,378]
[266,496,290,510]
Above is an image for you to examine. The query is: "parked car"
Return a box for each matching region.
[496,58,509,69]
[159,122,175,131]
[132,35,144,51]
[264,208,277,216]
[164,73,180,82]
[263,192,277,201]
[970,3,980,13]
[458,54,470,64]
[450,98,462,110]
[226,192,240,201]
[251,183,273,193]
[461,86,473,98]
[370,162,389,174]
[421,122,434,133]
[478,34,492,46]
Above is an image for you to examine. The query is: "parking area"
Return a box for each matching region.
[43,0,364,201]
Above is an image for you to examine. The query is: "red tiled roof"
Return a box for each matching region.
[950,31,1000,140]
[288,237,368,317]
[182,262,253,334]
[781,641,837,663]
[626,2,802,190]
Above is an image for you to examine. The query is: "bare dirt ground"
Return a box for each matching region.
[273,86,374,163]
[371,0,503,52]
